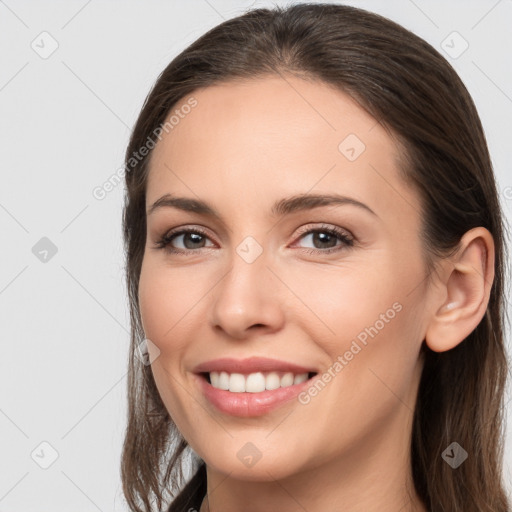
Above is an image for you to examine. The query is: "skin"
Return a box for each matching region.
[138,74,495,512]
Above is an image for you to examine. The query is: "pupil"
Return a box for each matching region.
[314,232,336,248]
[185,233,204,249]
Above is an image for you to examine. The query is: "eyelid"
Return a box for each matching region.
[157,225,217,247]
[292,222,353,240]
[289,223,355,253]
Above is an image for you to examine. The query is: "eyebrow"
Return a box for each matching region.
[147,192,378,218]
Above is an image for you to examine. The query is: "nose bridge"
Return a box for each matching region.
[209,235,284,338]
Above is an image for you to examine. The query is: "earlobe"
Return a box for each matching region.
[424,227,495,353]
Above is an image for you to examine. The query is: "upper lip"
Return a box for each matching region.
[193,357,317,375]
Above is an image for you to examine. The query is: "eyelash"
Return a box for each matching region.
[154,224,354,256]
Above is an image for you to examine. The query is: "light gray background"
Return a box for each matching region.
[1,0,511,510]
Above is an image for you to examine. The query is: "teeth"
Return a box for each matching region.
[294,373,308,385]
[208,371,311,393]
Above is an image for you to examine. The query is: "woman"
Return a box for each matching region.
[120,3,510,511]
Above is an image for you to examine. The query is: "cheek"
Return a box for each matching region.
[283,257,416,345]
[291,264,425,457]
[138,262,199,429]
[138,261,187,354]
[138,260,205,348]
[283,251,426,400]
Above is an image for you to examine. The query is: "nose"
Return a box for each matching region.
[209,247,285,340]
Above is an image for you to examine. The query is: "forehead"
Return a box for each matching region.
[146,75,418,225]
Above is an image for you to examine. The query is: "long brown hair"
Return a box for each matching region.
[121,3,511,511]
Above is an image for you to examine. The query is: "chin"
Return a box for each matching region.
[200,445,308,482]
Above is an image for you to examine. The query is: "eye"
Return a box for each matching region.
[154,227,215,255]
[153,223,354,256]
[292,224,354,254]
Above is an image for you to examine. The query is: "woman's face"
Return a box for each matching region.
[139,75,434,481]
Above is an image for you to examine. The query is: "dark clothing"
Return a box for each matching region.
[167,462,207,512]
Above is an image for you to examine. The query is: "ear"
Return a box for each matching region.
[424,227,495,353]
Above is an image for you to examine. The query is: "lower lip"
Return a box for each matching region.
[195,373,316,417]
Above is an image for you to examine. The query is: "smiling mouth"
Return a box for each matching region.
[199,371,318,393]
